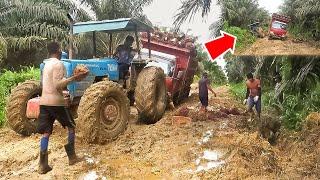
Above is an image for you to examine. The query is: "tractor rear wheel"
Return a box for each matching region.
[6,80,41,136]
[135,66,167,124]
[77,81,129,144]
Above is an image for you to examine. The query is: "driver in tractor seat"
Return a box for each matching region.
[113,35,137,86]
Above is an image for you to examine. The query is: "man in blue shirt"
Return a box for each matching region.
[114,35,136,83]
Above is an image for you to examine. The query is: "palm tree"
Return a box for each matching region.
[281,0,320,40]
[278,56,320,95]
[0,0,91,50]
[174,0,269,29]
[174,0,214,29]
[0,0,153,66]
[82,0,153,57]
[88,0,153,20]
[0,33,6,62]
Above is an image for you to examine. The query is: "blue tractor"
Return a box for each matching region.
[6,18,167,144]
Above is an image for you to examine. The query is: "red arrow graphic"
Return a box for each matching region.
[204,31,237,61]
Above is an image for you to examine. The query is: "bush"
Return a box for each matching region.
[280,94,304,130]
[270,85,320,130]
[223,22,256,52]
[0,67,40,127]
[202,60,227,85]
[229,83,246,101]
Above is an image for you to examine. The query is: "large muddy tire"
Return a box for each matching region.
[135,66,167,124]
[6,80,41,136]
[77,81,129,144]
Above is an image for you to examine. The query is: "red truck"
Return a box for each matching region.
[269,13,291,40]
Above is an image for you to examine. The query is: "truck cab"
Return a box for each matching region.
[269,13,291,40]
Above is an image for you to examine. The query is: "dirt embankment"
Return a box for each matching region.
[0,85,319,179]
[238,37,320,56]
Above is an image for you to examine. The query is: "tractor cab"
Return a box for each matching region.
[71,18,154,60]
[69,18,154,95]
[40,18,154,101]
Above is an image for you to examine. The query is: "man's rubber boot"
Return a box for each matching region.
[38,150,52,174]
[64,143,81,165]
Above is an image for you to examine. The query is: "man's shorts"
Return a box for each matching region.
[199,96,209,107]
[247,96,261,114]
[37,105,75,134]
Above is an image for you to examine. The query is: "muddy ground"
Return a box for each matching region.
[238,37,320,56]
[0,85,319,179]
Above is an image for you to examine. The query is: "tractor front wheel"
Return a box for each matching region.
[6,80,41,136]
[135,66,167,124]
[77,81,129,144]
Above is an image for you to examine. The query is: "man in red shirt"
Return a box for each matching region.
[243,72,261,119]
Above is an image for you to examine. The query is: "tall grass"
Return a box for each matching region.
[229,83,246,101]
[0,67,40,127]
[281,86,320,130]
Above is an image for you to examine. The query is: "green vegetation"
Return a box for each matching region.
[223,22,256,52]
[0,0,153,69]
[174,0,269,29]
[0,67,40,127]
[174,0,266,53]
[195,45,227,85]
[227,56,320,130]
[202,60,227,85]
[281,0,320,41]
[229,83,246,101]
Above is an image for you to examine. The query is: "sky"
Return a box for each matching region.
[143,0,284,69]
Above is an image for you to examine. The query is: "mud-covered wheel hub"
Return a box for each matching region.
[101,98,120,130]
[77,81,130,144]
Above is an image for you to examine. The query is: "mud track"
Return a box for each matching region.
[238,37,320,56]
[0,85,319,179]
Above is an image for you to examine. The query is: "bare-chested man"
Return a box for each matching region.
[37,42,88,174]
[243,72,261,119]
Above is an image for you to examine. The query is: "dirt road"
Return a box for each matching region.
[0,85,319,179]
[238,37,320,56]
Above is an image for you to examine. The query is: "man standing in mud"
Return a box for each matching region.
[37,42,88,174]
[243,72,261,119]
[198,72,216,112]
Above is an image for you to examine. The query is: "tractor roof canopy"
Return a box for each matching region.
[73,18,153,34]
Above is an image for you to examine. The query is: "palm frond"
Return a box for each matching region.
[173,0,212,29]
[5,36,46,50]
[0,33,7,60]
[3,0,68,25]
